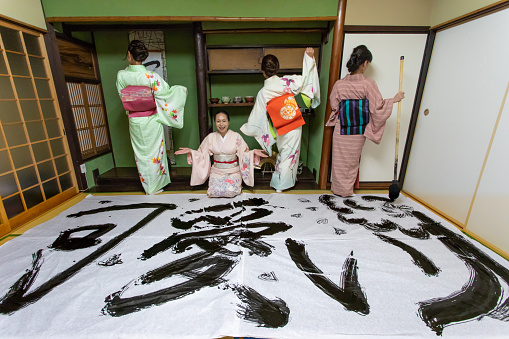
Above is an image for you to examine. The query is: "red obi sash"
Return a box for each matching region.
[120,85,157,118]
[266,93,305,135]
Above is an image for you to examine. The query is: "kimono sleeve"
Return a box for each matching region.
[240,91,276,156]
[282,54,321,108]
[326,80,342,127]
[189,135,212,186]
[150,73,188,129]
[363,79,394,145]
[116,69,127,94]
[236,135,257,187]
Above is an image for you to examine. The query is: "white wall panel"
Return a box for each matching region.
[466,85,509,253]
[404,8,509,224]
[341,34,427,182]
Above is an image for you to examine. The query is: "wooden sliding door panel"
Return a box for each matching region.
[404,8,509,225]
[341,33,427,182]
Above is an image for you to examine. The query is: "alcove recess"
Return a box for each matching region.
[195,25,326,138]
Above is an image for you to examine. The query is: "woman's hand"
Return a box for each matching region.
[305,47,315,58]
[254,149,268,158]
[393,91,405,103]
[174,147,191,155]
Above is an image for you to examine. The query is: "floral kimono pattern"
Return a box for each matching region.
[240,53,320,190]
[186,130,259,198]
[117,65,188,194]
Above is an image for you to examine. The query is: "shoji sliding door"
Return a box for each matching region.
[404,7,509,253]
[0,20,77,236]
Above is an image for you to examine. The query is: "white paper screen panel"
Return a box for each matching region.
[466,84,509,253]
[404,8,509,225]
[341,34,427,182]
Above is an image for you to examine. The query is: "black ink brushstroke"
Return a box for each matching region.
[375,233,440,276]
[298,198,311,203]
[232,284,289,328]
[98,200,112,204]
[381,203,414,218]
[98,254,123,267]
[188,198,200,202]
[49,224,116,251]
[317,218,328,224]
[306,207,318,211]
[344,199,375,211]
[319,195,354,214]
[285,238,369,315]
[291,213,302,218]
[364,219,398,233]
[398,226,430,239]
[361,195,391,203]
[418,257,501,335]
[183,198,267,215]
[171,215,231,230]
[412,210,509,331]
[235,208,273,223]
[140,221,292,260]
[258,271,278,282]
[103,250,239,317]
[0,203,176,314]
[334,227,346,236]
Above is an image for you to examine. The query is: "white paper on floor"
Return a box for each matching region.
[0,193,508,339]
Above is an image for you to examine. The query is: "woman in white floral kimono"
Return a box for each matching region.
[117,40,187,195]
[175,111,266,198]
[240,48,320,192]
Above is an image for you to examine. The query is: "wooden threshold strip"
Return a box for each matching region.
[46,16,337,23]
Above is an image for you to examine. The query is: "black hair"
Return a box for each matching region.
[215,110,230,121]
[127,40,149,62]
[346,45,373,73]
[261,54,279,77]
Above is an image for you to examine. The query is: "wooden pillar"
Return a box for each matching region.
[318,0,347,189]
[44,23,88,191]
[193,22,209,142]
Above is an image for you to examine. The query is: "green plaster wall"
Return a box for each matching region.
[40,0,337,18]
[94,31,133,167]
[84,153,115,187]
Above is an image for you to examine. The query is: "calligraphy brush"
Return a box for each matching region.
[389,56,404,202]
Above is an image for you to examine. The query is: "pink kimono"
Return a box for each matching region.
[187,130,260,198]
[327,74,395,197]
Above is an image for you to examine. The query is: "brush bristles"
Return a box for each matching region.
[388,180,400,202]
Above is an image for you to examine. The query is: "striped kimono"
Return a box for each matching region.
[240,54,320,191]
[327,74,394,197]
[117,65,187,194]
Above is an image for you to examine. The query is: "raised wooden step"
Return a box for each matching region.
[88,166,318,193]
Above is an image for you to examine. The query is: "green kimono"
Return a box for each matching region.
[117,65,187,194]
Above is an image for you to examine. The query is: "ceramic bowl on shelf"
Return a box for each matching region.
[209,98,219,104]
[244,96,254,103]
[233,96,242,103]
[221,96,230,104]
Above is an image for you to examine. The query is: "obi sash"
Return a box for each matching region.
[266,93,305,136]
[213,154,238,169]
[120,85,157,118]
[338,99,370,135]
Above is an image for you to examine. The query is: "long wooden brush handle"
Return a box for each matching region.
[393,56,404,180]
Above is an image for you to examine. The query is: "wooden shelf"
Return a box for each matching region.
[208,103,255,107]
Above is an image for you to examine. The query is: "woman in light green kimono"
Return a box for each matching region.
[116,40,187,195]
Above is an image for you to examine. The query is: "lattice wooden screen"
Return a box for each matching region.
[0,20,77,236]
[67,81,110,159]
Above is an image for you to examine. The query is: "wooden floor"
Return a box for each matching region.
[87,166,319,193]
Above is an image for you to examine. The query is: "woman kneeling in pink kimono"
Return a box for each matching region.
[175,111,267,198]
